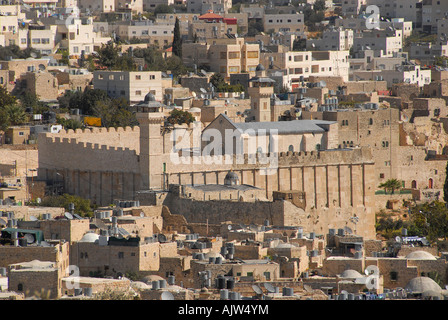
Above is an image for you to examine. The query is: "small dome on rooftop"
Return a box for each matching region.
[405,277,442,294]
[405,251,436,260]
[144,92,156,102]
[339,269,363,279]
[79,232,99,243]
[255,64,265,72]
[224,170,239,186]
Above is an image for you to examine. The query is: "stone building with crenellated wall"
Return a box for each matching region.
[37,110,378,239]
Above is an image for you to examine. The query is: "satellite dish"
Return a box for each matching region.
[29,216,38,221]
[0,218,7,226]
[263,283,276,293]
[303,285,313,293]
[395,236,402,243]
[140,212,145,217]
[249,223,258,232]
[344,226,353,234]
[64,212,73,220]
[227,225,232,230]
[24,233,35,244]
[252,285,263,295]
[158,234,167,243]
[400,113,409,122]
[161,291,174,300]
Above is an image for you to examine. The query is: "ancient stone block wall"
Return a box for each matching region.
[8,268,61,299]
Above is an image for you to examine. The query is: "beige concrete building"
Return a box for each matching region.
[109,21,174,49]
[93,70,163,103]
[263,12,304,34]
[259,50,350,90]
[183,38,260,80]
[70,234,161,277]
[8,260,64,299]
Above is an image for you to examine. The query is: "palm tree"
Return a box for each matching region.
[5,104,27,125]
[378,178,402,194]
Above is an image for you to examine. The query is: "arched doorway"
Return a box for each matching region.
[428,178,433,189]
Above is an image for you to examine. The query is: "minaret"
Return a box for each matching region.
[136,111,165,190]
[247,64,275,122]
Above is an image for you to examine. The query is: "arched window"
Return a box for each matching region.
[18,283,23,291]
[288,145,294,152]
[411,180,417,189]
[428,178,433,189]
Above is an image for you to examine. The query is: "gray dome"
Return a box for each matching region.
[405,277,442,294]
[141,275,164,284]
[224,171,239,185]
[340,269,363,279]
[405,251,436,260]
[144,92,156,102]
[255,64,265,71]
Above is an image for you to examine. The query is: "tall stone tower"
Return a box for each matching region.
[247,64,275,122]
[136,111,165,190]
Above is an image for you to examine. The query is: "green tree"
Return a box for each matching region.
[313,0,326,11]
[0,85,17,109]
[166,109,194,125]
[96,40,120,70]
[408,201,448,242]
[38,193,95,217]
[4,104,27,125]
[133,46,168,71]
[56,117,84,130]
[154,4,174,14]
[93,97,137,128]
[80,88,110,115]
[378,178,402,194]
[210,73,226,90]
[172,17,182,58]
[166,55,187,77]
[57,90,84,111]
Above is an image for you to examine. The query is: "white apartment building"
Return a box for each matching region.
[263,13,305,33]
[422,0,448,33]
[22,0,58,10]
[352,28,403,57]
[341,0,366,17]
[21,25,58,55]
[349,49,408,74]
[307,27,354,51]
[0,4,25,47]
[186,0,232,14]
[409,40,448,65]
[109,21,174,48]
[54,16,110,56]
[142,0,173,12]
[365,0,423,27]
[93,70,163,103]
[261,50,350,90]
[351,63,431,88]
[335,17,413,39]
[77,0,115,13]
[437,18,448,38]
[115,0,143,14]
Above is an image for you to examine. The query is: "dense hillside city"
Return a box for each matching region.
[0,0,448,307]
